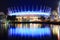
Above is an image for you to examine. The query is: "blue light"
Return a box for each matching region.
[8,6,51,16]
[8,27,51,37]
[8,11,50,16]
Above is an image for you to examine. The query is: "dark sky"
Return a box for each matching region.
[0,0,59,13]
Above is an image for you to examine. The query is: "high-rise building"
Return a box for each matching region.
[58,1,60,20]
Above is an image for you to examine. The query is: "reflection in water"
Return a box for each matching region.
[15,23,43,28]
[15,23,51,28]
[8,23,60,39]
[0,22,60,37]
[8,27,51,36]
[0,22,59,40]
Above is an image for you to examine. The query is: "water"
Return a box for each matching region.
[0,23,58,40]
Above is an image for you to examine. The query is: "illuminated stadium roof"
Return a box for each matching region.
[8,6,51,16]
[0,0,58,15]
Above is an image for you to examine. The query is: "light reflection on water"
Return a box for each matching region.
[8,23,51,36]
[8,27,51,37]
[14,23,50,28]
[7,23,60,39]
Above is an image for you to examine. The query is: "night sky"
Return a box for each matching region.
[0,0,59,14]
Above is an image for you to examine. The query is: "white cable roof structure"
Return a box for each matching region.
[8,6,51,16]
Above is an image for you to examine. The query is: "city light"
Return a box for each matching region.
[8,27,51,37]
